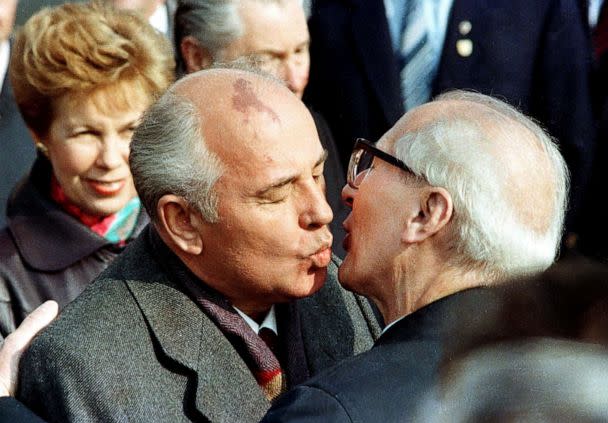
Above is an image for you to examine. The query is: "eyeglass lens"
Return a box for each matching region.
[349,148,374,188]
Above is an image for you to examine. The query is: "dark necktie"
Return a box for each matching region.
[257,327,285,400]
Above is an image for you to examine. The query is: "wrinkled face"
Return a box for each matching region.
[220,0,310,98]
[0,0,17,42]
[42,88,148,216]
[197,82,332,309]
[339,140,417,300]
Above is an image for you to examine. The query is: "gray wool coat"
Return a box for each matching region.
[17,226,380,423]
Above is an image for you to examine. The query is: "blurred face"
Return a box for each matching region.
[108,0,162,18]
[339,141,417,300]
[198,92,333,311]
[220,0,310,98]
[42,88,148,216]
[0,0,17,42]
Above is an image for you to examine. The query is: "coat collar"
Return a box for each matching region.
[125,227,270,422]
[377,287,498,347]
[6,157,148,272]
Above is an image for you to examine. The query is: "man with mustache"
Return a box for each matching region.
[16,69,380,423]
[262,91,569,422]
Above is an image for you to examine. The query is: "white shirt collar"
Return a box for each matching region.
[381,314,406,336]
[234,305,278,335]
[0,41,10,93]
[148,3,169,35]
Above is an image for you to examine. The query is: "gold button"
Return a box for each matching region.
[456,39,473,57]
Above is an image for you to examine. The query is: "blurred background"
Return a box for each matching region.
[16,1,81,25]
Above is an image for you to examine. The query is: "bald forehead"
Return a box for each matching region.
[385,99,542,150]
[173,68,286,103]
[172,68,314,151]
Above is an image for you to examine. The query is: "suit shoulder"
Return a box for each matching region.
[23,276,135,358]
[280,340,440,421]
[262,384,353,423]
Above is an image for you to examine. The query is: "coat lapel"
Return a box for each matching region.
[349,0,404,126]
[125,262,269,422]
[296,256,379,375]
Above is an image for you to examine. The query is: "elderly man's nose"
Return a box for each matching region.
[341,183,356,208]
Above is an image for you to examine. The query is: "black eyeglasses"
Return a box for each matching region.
[347,138,414,188]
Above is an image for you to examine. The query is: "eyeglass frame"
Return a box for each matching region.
[347,138,415,188]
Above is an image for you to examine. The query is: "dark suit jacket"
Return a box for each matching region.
[261,289,494,423]
[17,226,380,423]
[0,44,35,227]
[0,398,45,423]
[305,0,594,230]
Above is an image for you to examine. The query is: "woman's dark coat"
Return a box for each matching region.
[0,158,147,338]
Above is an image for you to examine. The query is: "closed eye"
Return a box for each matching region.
[72,129,98,138]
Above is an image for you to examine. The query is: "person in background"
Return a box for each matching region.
[0,2,174,338]
[416,339,608,423]
[305,0,593,243]
[0,0,35,227]
[175,0,348,256]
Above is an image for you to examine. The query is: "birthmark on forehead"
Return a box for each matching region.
[232,78,280,123]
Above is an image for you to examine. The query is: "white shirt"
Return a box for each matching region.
[148,3,169,35]
[234,305,278,335]
[383,0,453,56]
[0,41,10,93]
[589,0,605,28]
[381,314,405,336]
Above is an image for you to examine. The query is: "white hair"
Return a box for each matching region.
[394,91,569,280]
[129,89,223,223]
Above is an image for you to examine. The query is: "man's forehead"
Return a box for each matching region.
[237,0,309,45]
[219,137,325,195]
[173,69,284,116]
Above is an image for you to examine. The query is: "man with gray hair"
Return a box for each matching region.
[174,0,348,256]
[16,69,379,422]
[262,91,569,422]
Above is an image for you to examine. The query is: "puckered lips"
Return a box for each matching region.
[309,245,332,268]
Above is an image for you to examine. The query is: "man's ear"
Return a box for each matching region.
[180,36,213,73]
[402,187,453,243]
[157,194,205,255]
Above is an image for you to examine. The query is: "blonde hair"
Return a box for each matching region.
[10,1,175,137]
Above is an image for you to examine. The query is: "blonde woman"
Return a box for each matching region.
[0,2,174,337]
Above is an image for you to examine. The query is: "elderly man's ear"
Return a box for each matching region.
[402,187,453,244]
[157,195,205,254]
[180,36,213,73]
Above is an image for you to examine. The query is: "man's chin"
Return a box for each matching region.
[293,266,327,299]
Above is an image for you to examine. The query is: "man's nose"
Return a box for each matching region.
[96,135,126,169]
[341,183,356,208]
[300,183,334,229]
[281,60,308,97]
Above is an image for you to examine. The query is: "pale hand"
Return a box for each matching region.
[0,301,59,397]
